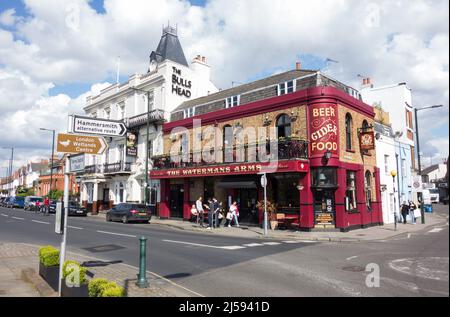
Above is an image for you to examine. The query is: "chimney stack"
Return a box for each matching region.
[295,61,301,70]
[361,77,373,88]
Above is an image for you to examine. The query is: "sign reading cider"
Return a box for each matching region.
[309,104,339,157]
[172,67,192,98]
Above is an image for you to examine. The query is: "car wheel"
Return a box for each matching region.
[122,216,128,224]
[106,214,112,222]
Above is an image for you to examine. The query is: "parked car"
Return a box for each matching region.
[106,203,152,224]
[0,197,10,207]
[6,196,25,209]
[24,196,44,211]
[49,201,87,216]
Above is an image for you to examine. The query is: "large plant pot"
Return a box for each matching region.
[39,261,60,291]
[61,280,89,297]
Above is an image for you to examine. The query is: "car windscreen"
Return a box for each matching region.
[131,204,150,210]
[429,189,439,194]
[16,197,25,202]
[30,198,43,202]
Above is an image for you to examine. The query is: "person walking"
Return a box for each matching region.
[409,200,417,225]
[216,202,224,228]
[43,197,50,216]
[196,197,205,227]
[229,201,240,227]
[400,201,409,224]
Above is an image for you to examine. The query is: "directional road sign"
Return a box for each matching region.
[73,115,127,137]
[56,133,108,155]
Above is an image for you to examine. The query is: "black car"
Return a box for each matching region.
[49,201,87,216]
[106,203,152,224]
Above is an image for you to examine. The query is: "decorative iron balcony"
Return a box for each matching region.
[152,138,308,170]
[125,109,165,128]
[103,161,132,174]
[84,165,103,174]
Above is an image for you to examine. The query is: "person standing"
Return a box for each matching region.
[400,201,409,224]
[43,197,50,216]
[207,198,215,229]
[229,201,240,227]
[196,197,204,227]
[409,200,417,225]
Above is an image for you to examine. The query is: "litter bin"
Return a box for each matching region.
[424,204,433,213]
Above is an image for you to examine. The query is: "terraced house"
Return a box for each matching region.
[150,65,383,231]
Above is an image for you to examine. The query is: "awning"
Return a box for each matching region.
[216,181,257,189]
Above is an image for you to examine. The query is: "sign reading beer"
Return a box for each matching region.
[309,104,339,157]
[359,131,375,150]
[172,67,192,98]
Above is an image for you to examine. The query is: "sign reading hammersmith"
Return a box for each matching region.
[73,115,126,137]
[56,133,108,155]
[150,161,309,179]
[359,131,375,151]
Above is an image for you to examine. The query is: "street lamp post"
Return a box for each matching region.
[40,129,56,198]
[413,104,444,177]
[131,87,152,205]
[390,170,398,230]
[2,147,14,195]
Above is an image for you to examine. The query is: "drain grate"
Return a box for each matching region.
[342,266,365,272]
[83,244,125,253]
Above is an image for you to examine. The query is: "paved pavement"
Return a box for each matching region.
[0,204,448,297]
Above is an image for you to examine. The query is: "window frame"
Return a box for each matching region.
[183,107,196,119]
[345,113,353,151]
[364,170,372,211]
[277,80,296,96]
[276,114,292,139]
[345,170,358,212]
[225,95,240,108]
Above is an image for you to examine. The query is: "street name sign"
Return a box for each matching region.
[57,133,108,155]
[73,115,127,137]
[69,154,85,172]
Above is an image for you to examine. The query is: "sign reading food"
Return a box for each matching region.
[309,104,339,157]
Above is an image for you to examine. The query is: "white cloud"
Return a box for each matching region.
[0,0,448,166]
[0,8,17,26]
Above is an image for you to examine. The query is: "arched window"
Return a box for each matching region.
[345,113,353,150]
[362,120,369,130]
[276,114,291,139]
[223,124,233,162]
[365,170,372,211]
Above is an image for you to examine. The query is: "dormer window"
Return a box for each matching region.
[278,80,295,96]
[183,107,195,119]
[226,95,240,108]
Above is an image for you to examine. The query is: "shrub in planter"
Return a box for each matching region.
[61,260,89,297]
[38,246,60,291]
[88,278,125,297]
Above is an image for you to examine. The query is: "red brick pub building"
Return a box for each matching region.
[150,69,383,231]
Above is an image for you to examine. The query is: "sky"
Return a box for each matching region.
[0,0,448,175]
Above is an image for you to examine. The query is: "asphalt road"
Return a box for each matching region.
[0,204,448,297]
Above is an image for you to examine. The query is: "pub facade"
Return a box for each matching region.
[150,68,383,231]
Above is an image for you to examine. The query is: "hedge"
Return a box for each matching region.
[38,246,60,267]
[62,260,87,285]
[88,278,125,297]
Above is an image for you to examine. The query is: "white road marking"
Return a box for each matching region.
[407,233,411,239]
[243,243,264,247]
[261,242,281,246]
[96,230,136,238]
[68,226,83,230]
[1,214,8,217]
[282,240,303,244]
[346,256,358,261]
[163,239,246,250]
[428,228,444,233]
[11,217,24,220]
[32,220,50,225]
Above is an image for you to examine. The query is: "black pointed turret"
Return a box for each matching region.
[149,25,189,68]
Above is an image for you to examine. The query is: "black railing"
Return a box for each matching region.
[103,162,131,173]
[152,139,308,170]
[84,165,103,174]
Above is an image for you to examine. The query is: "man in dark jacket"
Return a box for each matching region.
[401,201,409,224]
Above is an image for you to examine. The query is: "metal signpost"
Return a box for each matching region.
[260,173,268,236]
[55,202,63,234]
[72,115,126,137]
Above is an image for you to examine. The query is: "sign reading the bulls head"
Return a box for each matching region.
[309,104,339,157]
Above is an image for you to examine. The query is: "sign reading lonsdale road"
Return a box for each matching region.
[56,133,108,155]
[73,115,126,137]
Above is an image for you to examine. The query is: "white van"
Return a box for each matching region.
[429,188,440,203]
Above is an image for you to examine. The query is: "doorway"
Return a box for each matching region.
[313,189,336,228]
[237,189,259,224]
[170,184,184,219]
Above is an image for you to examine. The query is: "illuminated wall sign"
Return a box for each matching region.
[172,67,192,98]
[309,104,339,158]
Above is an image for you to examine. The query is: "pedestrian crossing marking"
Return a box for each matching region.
[261,242,281,245]
[243,243,264,247]
[428,228,444,233]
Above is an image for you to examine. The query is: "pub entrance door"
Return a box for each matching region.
[313,189,336,229]
[237,189,259,224]
[169,184,184,219]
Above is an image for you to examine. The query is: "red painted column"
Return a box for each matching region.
[159,179,170,219]
[183,178,191,220]
[299,173,314,229]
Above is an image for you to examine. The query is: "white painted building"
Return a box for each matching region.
[422,163,448,183]
[78,25,218,213]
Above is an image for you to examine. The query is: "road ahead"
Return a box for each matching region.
[0,205,448,296]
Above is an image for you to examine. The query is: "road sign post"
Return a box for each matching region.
[260,173,268,236]
[55,202,63,234]
[58,156,70,297]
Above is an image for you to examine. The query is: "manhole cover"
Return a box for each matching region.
[83,244,125,253]
[342,266,365,272]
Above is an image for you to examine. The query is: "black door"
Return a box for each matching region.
[170,185,184,219]
[313,189,336,227]
[237,189,259,224]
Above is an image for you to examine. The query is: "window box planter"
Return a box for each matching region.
[39,261,60,292]
[61,280,89,297]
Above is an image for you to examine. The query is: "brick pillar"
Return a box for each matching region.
[159,179,170,219]
[183,178,191,220]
